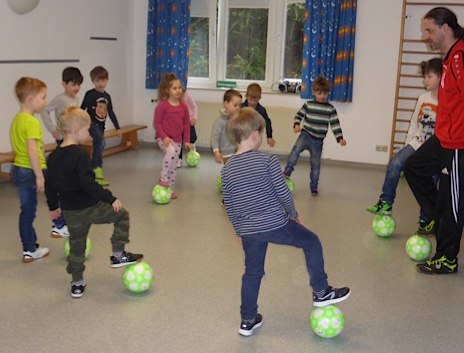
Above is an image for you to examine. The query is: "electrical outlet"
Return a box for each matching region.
[375,145,388,152]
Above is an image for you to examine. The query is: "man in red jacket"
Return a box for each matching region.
[404,7,464,274]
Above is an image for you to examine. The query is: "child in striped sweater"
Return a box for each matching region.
[222,107,350,337]
[283,76,346,196]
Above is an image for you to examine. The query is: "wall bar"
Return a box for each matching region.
[90,37,117,41]
[0,59,80,64]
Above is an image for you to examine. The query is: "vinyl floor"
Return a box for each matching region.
[1,144,463,353]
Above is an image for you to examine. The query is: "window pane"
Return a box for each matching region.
[283,3,304,78]
[189,17,210,78]
[226,8,268,80]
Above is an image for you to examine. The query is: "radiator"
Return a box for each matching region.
[195,102,297,155]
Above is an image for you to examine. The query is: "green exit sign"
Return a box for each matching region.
[216,80,237,89]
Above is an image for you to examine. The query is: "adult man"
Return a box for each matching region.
[404,7,464,274]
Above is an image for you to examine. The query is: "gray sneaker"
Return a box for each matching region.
[22,245,50,263]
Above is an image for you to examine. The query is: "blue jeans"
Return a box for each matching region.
[12,166,65,251]
[381,144,436,221]
[285,132,323,188]
[240,219,328,320]
[381,144,415,205]
[89,122,105,169]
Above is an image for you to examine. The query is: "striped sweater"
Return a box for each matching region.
[294,99,343,142]
[222,150,298,236]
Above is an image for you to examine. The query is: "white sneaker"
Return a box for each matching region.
[22,246,50,263]
[177,160,183,168]
[51,225,70,238]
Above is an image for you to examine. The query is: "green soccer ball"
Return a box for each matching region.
[372,215,396,237]
[217,175,222,192]
[64,237,92,258]
[405,234,432,261]
[310,305,345,338]
[285,177,295,193]
[185,150,201,167]
[152,185,172,204]
[122,262,154,293]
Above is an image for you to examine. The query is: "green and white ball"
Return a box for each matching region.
[372,215,396,237]
[122,262,154,293]
[185,150,201,167]
[152,185,172,204]
[64,237,92,258]
[310,305,345,338]
[405,235,432,261]
[217,175,222,192]
[285,177,295,193]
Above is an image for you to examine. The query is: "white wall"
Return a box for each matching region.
[0,0,408,166]
[132,0,405,165]
[0,0,133,153]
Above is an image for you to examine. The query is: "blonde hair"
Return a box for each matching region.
[158,72,181,101]
[57,106,91,135]
[15,77,46,103]
[246,83,262,98]
[226,107,265,145]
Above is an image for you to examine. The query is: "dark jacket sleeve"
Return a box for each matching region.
[106,94,120,130]
[75,151,117,204]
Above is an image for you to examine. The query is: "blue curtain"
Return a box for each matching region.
[301,0,356,102]
[146,0,191,89]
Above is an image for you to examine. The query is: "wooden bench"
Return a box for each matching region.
[80,124,148,157]
[0,142,57,180]
[0,124,147,180]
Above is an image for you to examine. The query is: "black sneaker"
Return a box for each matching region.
[238,314,263,337]
[312,286,351,307]
[110,251,144,268]
[416,255,458,274]
[71,282,86,298]
[416,219,436,237]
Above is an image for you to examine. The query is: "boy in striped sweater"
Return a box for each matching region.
[222,107,350,337]
[283,76,346,196]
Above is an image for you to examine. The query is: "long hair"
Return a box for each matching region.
[158,72,180,101]
[425,7,464,39]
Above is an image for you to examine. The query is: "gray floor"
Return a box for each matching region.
[1,145,463,353]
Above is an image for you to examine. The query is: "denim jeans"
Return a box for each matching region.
[89,122,105,169]
[381,144,415,205]
[285,132,323,188]
[12,166,65,251]
[381,144,435,221]
[240,219,328,320]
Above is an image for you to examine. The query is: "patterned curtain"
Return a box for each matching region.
[301,0,356,102]
[146,0,191,89]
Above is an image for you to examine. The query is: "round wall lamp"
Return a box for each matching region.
[7,0,40,14]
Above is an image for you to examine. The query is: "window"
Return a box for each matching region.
[283,2,305,78]
[189,0,305,90]
[189,0,216,79]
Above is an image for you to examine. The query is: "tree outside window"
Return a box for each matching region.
[283,2,305,78]
[226,8,268,80]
